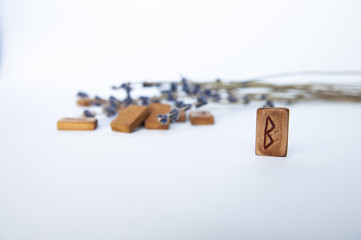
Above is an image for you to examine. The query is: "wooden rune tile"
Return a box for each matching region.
[77,98,91,106]
[57,118,97,130]
[145,103,171,129]
[256,107,289,157]
[110,105,150,133]
[189,111,214,125]
[176,110,186,122]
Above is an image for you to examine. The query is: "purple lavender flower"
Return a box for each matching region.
[167,91,175,101]
[109,96,120,108]
[203,89,212,97]
[243,95,250,104]
[175,100,185,108]
[104,106,118,117]
[83,110,95,118]
[121,83,132,97]
[91,102,103,106]
[212,93,221,102]
[182,81,190,94]
[228,95,237,103]
[260,94,267,100]
[77,92,89,98]
[195,95,207,108]
[109,96,118,101]
[123,96,133,106]
[157,114,169,125]
[161,90,175,101]
[263,100,274,107]
[170,83,177,92]
[169,109,180,122]
[139,96,150,106]
[192,84,201,95]
[175,101,192,110]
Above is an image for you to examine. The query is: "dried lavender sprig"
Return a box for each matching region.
[82,110,96,118]
[78,71,361,120]
[157,108,182,126]
[157,100,204,125]
[111,78,361,104]
[135,70,361,87]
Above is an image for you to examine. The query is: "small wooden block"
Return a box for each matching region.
[77,98,91,106]
[57,118,97,130]
[176,110,186,122]
[111,105,150,133]
[189,111,214,125]
[145,103,171,129]
[256,107,289,157]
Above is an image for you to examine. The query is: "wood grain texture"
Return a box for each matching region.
[145,103,171,129]
[176,110,186,122]
[256,107,289,157]
[57,118,97,130]
[189,111,214,125]
[110,105,150,133]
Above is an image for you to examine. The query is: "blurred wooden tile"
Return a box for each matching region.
[110,105,150,133]
[176,110,186,122]
[189,111,214,125]
[57,118,97,130]
[77,98,91,106]
[145,103,171,129]
[256,107,289,157]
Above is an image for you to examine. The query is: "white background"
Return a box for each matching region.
[1,0,361,239]
[1,0,361,84]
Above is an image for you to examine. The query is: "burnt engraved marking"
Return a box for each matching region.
[264,116,275,149]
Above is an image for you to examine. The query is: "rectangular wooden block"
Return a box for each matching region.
[145,103,171,129]
[256,107,289,157]
[190,111,214,125]
[77,98,91,106]
[57,118,97,130]
[111,105,150,133]
[176,110,186,122]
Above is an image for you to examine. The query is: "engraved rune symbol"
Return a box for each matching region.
[264,116,275,149]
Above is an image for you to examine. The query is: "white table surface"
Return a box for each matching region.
[0,81,361,240]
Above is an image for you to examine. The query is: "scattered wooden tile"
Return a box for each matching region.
[77,98,91,106]
[189,111,214,125]
[145,103,171,129]
[57,118,97,130]
[176,110,186,122]
[110,105,150,133]
[256,107,289,157]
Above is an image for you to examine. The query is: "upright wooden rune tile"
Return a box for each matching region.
[189,111,214,125]
[57,118,97,130]
[145,103,171,129]
[111,105,150,133]
[256,107,289,157]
